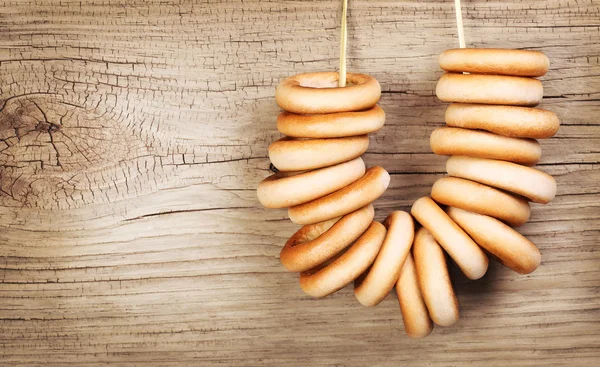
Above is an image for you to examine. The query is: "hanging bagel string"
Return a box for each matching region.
[262,0,557,339]
[454,0,466,48]
[338,0,348,87]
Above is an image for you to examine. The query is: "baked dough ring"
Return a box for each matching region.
[258,157,366,209]
[395,252,434,338]
[299,221,386,298]
[354,211,414,307]
[430,127,541,166]
[411,197,489,280]
[289,166,390,225]
[436,73,543,106]
[446,156,557,204]
[445,103,560,139]
[276,72,381,114]
[439,48,550,76]
[277,105,385,138]
[280,204,374,272]
[446,207,542,274]
[413,227,460,327]
[268,135,369,172]
[431,177,530,227]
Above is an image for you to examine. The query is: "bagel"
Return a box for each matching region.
[431,177,531,227]
[395,252,434,338]
[288,166,390,225]
[439,48,550,76]
[280,205,374,272]
[430,127,541,166]
[446,156,557,204]
[268,135,369,172]
[257,157,366,209]
[411,197,489,280]
[445,103,560,139]
[354,211,414,307]
[413,228,460,327]
[275,72,381,114]
[277,105,385,138]
[446,207,542,274]
[299,221,386,298]
[436,73,543,106]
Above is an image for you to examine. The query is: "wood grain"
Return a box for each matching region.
[1,0,599,365]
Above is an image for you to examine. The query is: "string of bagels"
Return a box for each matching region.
[257,0,559,338]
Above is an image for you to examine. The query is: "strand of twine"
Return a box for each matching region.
[338,0,348,87]
[454,0,466,48]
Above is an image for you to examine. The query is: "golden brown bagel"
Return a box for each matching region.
[411,197,488,280]
[439,48,550,76]
[280,205,374,272]
[430,127,541,166]
[395,252,434,338]
[446,207,542,274]
[354,211,414,307]
[277,105,385,138]
[445,103,560,139]
[289,166,390,225]
[299,221,386,298]
[413,228,460,327]
[257,157,366,209]
[268,135,369,172]
[431,177,530,227]
[436,73,543,106]
[276,72,381,114]
[446,156,557,204]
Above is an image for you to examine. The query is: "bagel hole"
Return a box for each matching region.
[298,78,355,89]
[278,136,310,142]
[354,264,372,287]
[273,169,307,179]
[299,79,337,88]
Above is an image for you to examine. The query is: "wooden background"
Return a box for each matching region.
[1,0,599,365]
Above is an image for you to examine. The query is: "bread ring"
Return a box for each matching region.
[430,127,541,166]
[436,73,543,106]
[439,48,550,76]
[299,221,386,298]
[277,105,385,138]
[413,228,460,327]
[275,72,381,114]
[431,177,530,227]
[289,166,390,225]
[258,157,366,209]
[280,204,374,272]
[411,197,489,280]
[268,135,369,172]
[395,252,434,338]
[446,207,542,274]
[446,156,557,204]
[445,103,560,139]
[354,211,414,307]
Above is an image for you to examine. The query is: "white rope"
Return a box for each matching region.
[454,0,466,48]
[338,0,348,87]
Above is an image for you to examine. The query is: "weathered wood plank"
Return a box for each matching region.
[1,0,599,365]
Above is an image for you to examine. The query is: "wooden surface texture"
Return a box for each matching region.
[1,0,599,365]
